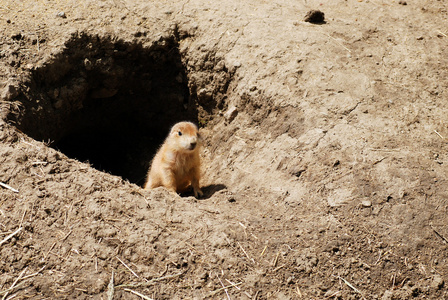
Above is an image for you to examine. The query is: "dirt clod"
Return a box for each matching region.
[304,10,325,24]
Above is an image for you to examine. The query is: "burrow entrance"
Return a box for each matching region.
[12,33,200,185]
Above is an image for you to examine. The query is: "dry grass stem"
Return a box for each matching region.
[338,276,365,299]
[107,271,114,300]
[217,274,231,300]
[260,245,267,257]
[430,223,448,244]
[237,242,255,263]
[43,242,56,260]
[323,32,351,53]
[116,271,185,289]
[225,279,241,290]
[296,285,302,298]
[0,227,22,247]
[273,264,286,272]
[20,266,46,281]
[0,182,19,193]
[434,130,445,139]
[116,256,139,278]
[2,267,27,300]
[19,208,27,228]
[124,288,154,300]
[272,252,279,267]
[61,230,72,242]
[207,282,243,297]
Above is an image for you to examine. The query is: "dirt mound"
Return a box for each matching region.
[1,0,448,299]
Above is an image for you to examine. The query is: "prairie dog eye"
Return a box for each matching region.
[178,131,182,136]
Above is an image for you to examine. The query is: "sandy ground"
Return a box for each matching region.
[1,0,448,299]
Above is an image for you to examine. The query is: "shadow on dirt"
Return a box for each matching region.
[179,183,227,199]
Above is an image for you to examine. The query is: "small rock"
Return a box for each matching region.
[224,105,238,122]
[382,290,393,300]
[1,83,19,101]
[362,200,372,207]
[431,274,444,290]
[323,240,340,252]
[292,167,306,178]
[214,60,225,72]
[324,290,338,298]
[398,1,407,5]
[56,11,66,18]
[304,10,325,24]
[197,88,212,101]
[227,196,236,203]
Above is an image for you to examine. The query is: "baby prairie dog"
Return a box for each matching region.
[144,121,203,198]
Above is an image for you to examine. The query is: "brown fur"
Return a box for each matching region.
[144,121,203,198]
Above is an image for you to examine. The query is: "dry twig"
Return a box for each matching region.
[296,285,303,298]
[338,276,365,299]
[107,271,114,300]
[124,288,154,300]
[225,279,241,290]
[2,267,27,300]
[207,282,243,297]
[237,242,255,263]
[0,182,18,193]
[0,227,22,247]
[430,223,448,244]
[217,274,231,300]
[434,130,445,139]
[21,266,46,281]
[116,257,139,278]
[115,271,185,289]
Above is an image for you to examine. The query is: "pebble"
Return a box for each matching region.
[224,105,238,122]
[1,83,19,101]
[431,274,444,289]
[362,200,372,207]
[382,290,393,300]
[56,11,66,18]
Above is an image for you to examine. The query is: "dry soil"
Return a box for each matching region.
[1,0,448,299]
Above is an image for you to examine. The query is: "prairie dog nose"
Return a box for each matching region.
[190,141,197,148]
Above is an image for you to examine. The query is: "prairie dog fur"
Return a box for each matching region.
[144,121,203,198]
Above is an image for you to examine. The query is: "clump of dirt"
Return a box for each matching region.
[304,10,325,24]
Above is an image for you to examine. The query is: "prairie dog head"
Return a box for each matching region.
[167,122,201,152]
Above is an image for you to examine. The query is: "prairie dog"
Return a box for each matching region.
[144,121,203,198]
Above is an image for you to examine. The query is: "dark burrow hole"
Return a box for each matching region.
[11,33,199,186]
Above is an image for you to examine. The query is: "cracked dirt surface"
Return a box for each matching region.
[1,0,448,299]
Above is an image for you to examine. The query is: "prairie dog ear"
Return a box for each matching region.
[170,126,181,136]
